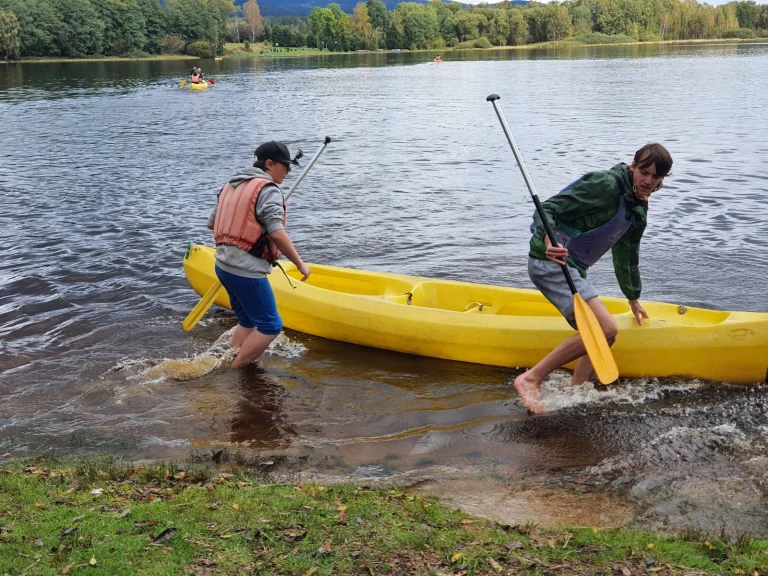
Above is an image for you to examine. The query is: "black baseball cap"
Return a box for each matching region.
[253,141,300,167]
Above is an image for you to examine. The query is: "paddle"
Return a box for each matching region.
[181,136,333,332]
[486,94,619,385]
[179,79,187,87]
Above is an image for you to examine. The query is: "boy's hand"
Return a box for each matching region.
[629,299,649,325]
[298,262,311,281]
[544,235,568,266]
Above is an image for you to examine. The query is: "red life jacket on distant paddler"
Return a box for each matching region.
[213,178,286,264]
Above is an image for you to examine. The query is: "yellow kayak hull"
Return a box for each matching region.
[183,244,768,383]
[189,81,208,90]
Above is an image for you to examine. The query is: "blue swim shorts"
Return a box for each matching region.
[215,266,283,335]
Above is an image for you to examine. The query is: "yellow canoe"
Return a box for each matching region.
[189,81,208,90]
[183,244,768,383]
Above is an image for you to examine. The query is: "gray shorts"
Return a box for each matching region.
[528,257,599,330]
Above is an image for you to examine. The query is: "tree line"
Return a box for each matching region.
[304,0,768,52]
[0,0,237,59]
[1,0,767,60]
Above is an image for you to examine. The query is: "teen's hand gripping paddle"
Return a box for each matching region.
[181,136,333,332]
[486,94,619,384]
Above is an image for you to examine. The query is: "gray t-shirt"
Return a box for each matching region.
[208,168,285,279]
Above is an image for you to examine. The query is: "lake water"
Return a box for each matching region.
[2,43,768,536]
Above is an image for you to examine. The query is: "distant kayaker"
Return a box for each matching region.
[190,66,203,84]
[514,143,673,414]
[206,141,311,368]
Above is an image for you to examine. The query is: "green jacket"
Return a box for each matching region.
[530,163,648,301]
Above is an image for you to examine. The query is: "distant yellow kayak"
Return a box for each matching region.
[183,244,768,383]
[189,81,208,90]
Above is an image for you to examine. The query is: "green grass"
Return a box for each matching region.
[573,33,638,45]
[1,458,767,575]
[223,43,326,59]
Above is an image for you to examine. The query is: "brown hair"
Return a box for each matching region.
[634,143,673,178]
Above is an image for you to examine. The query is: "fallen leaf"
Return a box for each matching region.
[90,489,103,496]
[280,530,307,542]
[734,571,745,575]
[89,557,97,566]
[338,507,346,524]
[451,552,464,563]
[304,569,317,576]
[62,566,71,574]
[115,508,131,518]
[547,538,557,549]
[73,515,85,523]
[232,504,240,511]
[489,557,503,573]
[203,483,215,491]
[237,481,249,488]
[152,528,177,544]
[60,527,77,537]
[317,542,332,555]
[460,519,475,525]
[34,538,44,547]
[505,540,524,550]
[647,543,654,549]
[622,567,632,576]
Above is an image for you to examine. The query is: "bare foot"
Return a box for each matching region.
[514,371,547,414]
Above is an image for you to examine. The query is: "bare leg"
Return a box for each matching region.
[570,356,595,388]
[232,330,278,368]
[231,325,254,349]
[515,297,618,413]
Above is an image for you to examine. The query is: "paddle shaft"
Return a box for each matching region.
[285,136,331,202]
[486,94,579,295]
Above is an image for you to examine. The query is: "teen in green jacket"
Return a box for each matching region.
[516,143,673,414]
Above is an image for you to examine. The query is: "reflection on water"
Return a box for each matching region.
[1,43,768,535]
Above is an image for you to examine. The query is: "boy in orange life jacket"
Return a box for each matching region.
[206,141,311,368]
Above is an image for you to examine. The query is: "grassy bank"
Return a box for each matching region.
[222,36,765,59]
[1,458,767,575]
[6,37,763,64]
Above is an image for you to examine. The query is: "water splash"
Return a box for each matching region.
[513,371,705,413]
[106,330,306,384]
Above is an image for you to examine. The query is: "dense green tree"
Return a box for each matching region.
[366,0,389,31]
[97,0,147,55]
[50,0,104,57]
[0,10,20,59]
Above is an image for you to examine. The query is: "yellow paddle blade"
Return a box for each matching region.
[179,80,187,87]
[573,294,619,384]
[182,281,223,332]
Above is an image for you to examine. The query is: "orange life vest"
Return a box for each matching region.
[213,178,286,263]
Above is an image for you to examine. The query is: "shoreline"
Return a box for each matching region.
[4,37,764,64]
[2,457,766,574]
